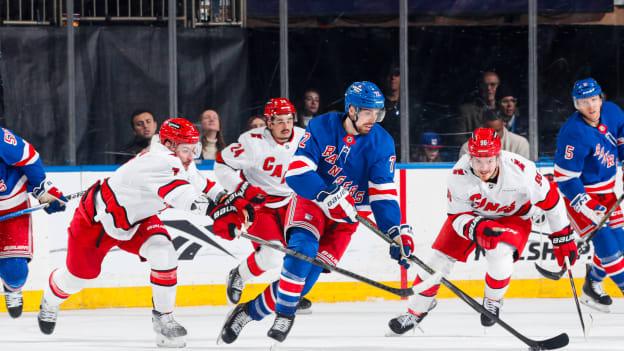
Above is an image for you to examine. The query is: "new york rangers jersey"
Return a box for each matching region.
[448,151,568,236]
[554,101,624,199]
[285,112,400,232]
[0,127,47,210]
[93,142,223,240]
[215,126,305,208]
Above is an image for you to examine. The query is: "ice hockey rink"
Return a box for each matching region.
[1,298,622,351]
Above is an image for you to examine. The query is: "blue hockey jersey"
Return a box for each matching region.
[0,127,46,210]
[554,101,624,200]
[285,112,401,232]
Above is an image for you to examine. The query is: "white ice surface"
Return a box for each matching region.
[1,298,622,350]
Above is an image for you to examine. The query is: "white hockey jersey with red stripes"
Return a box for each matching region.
[215,126,305,208]
[93,142,223,240]
[447,151,569,236]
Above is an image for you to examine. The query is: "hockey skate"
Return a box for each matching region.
[226,267,244,305]
[267,311,295,343]
[3,285,23,318]
[218,302,252,344]
[295,297,312,315]
[580,265,612,313]
[480,297,502,327]
[152,310,187,348]
[38,297,60,335]
[386,299,437,336]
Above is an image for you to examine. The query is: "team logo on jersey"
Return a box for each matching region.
[593,144,615,168]
[469,194,516,213]
[343,135,356,147]
[172,167,180,176]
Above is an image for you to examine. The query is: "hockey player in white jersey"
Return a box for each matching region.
[214,97,313,311]
[386,128,578,335]
[37,118,253,348]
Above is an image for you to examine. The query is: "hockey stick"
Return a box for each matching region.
[0,190,86,223]
[240,231,415,298]
[356,214,569,350]
[535,192,624,280]
[564,256,587,338]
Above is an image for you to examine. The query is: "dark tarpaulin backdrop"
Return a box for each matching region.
[0,26,248,165]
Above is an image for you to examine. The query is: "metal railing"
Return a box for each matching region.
[1,0,244,27]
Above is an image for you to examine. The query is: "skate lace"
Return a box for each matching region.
[230,270,244,291]
[396,312,417,328]
[155,313,187,337]
[483,297,501,315]
[230,309,252,333]
[4,290,22,308]
[272,316,293,332]
[39,301,59,322]
[590,280,608,297]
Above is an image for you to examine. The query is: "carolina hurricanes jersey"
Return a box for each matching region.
[285,112,400,232]
[554,101,624,199]
[215,126,305,208]
[93,142,223,240]
[0,127,46,210]
[448,151,569,236]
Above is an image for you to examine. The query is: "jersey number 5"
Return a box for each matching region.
[564,145,574,160]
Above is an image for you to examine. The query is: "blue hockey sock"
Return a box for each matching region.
[0,257,28,290]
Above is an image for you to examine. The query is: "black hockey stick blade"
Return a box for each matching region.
[240,232,414,298]
[535,263,566,281]
[356,215,569,350]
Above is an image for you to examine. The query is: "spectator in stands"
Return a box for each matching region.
[495,85,526,137]
[459,110,529,159]
[117,109,157,163]
[297,89,321,128]
[199,109,226,160]
[380,64,402,159]
[245,115,267,131]
[412,132,443,162]
[454,71,500,145]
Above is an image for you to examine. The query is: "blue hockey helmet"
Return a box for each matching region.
[344,81,386,122]
[572,78,602,100]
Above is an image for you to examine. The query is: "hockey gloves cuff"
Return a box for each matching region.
[549,226,578,268]
[465,216,514,250]
[209,192,255,240]
[315,183,357,224]
[570,193,606,225]
[388,224,415,269]
[237,181,268,205]
[32,179,68,214]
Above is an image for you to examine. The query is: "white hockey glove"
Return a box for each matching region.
[570,193,606,225]
[315,183,357,224]
[388,224,415,269]
[32,179,68,214]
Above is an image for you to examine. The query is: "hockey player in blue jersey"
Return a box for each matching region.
[0,127,67,318]
[218,81,415,344]
[554,77,624,312]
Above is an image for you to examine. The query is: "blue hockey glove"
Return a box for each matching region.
[388,224,415,269]
[32,179,68,214]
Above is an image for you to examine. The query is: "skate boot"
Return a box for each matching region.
[152,310,187,348]
[38,297,60,335]
[218,302,252,344]
[296,296,312,315]
[267,311,295,343]
[480,297,502,327]
[387,299,437,336]
[581,264,612,313]
[226,267,244,305]
[3,285,23,318]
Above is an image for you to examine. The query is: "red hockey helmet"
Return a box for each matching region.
[264,98,296,123]
[159,118,200,146]
[468,128,501,157]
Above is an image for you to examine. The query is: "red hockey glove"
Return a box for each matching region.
[237,181,267,205]
[465,216,515,250]
[388,224,415,269]
[209,192,254,240]
[570,193,606,225]
[549,226,578,268]
[315,183,357,224]
[32,179,68,214]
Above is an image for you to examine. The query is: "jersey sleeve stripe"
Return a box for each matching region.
[13,143,40,167]
[534,187,560,211]
[553,164,581,182]
[617,137,624,146]
[369,193,399,202]
[157,179,191,199]
[584,177,616,194]
[513,200,534,216]
[285,156,317,177]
